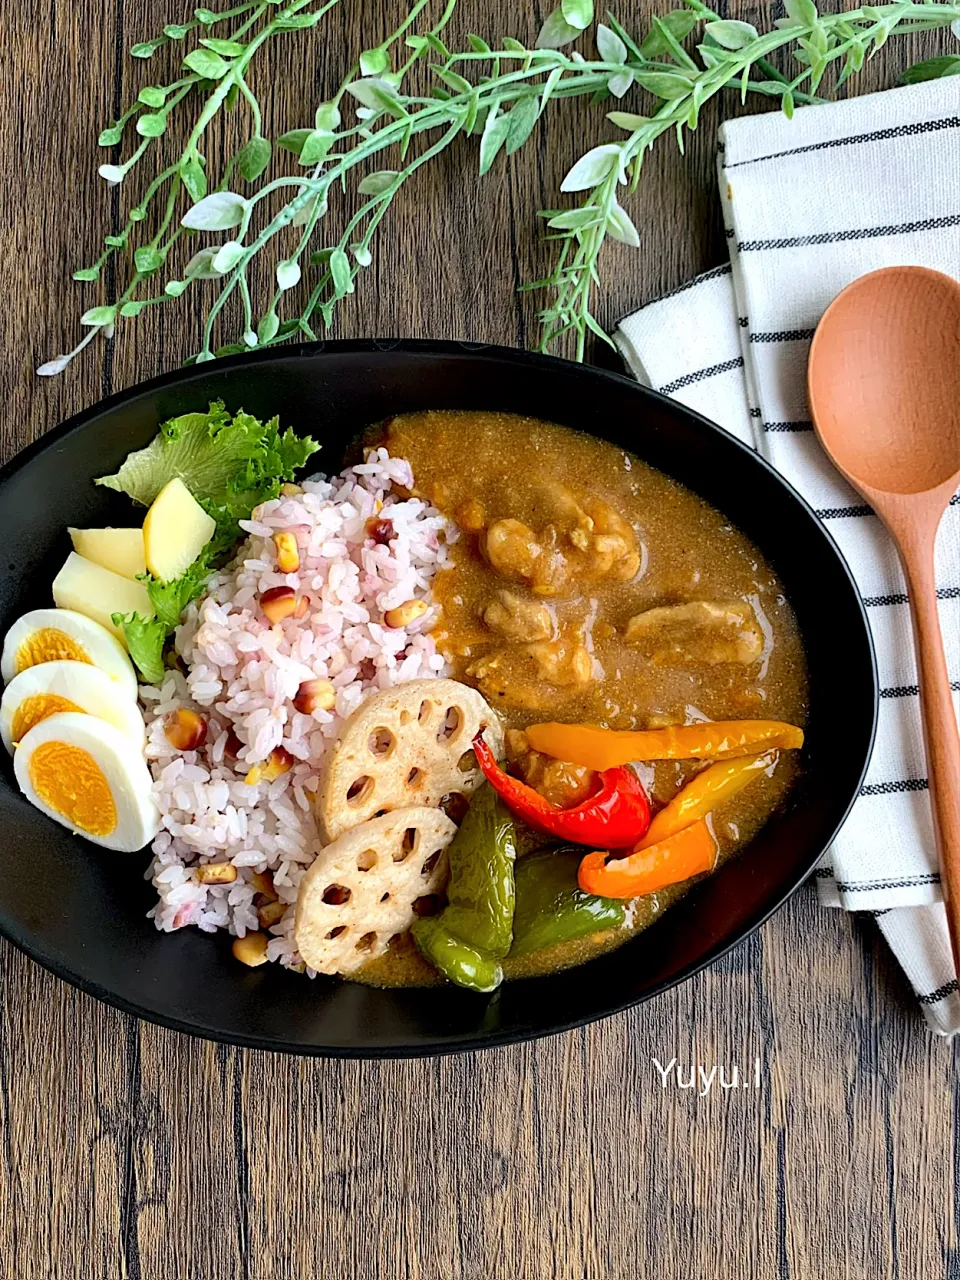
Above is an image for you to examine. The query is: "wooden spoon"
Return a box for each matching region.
[808,266,960,974]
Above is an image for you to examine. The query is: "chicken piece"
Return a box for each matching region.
[526,638,593,687]
[582,499,641,582]
[485,519,543,581]
[514,748,599,810]
[483,591,553,643]
[624,601,764,665]
[455,498,486,532]
[466,635,594,711]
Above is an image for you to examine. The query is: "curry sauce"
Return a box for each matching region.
[356,411,808,987]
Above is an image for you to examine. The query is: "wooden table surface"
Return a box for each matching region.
[3,1,958,1276]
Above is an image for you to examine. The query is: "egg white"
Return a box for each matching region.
[1,608,138,698]
[0,661,146,754]
[14,712,159,852]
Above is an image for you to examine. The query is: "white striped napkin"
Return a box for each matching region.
[614,77,960,1036]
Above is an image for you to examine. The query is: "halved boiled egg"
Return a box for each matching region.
[14,713,159,852]
[0,661,146,754]
[1,608,137,699]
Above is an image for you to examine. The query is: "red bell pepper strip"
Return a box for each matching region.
[472,733,650,849]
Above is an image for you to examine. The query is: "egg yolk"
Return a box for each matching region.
[16,629,90,673]
[12,694,83,742]
[28,741,117,837]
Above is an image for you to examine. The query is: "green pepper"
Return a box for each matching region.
[411,918,504,994]
[509,850,626,958]
[412,782,517,993]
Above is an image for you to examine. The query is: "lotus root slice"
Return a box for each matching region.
[294,807,456,975]
[316,678,502,841]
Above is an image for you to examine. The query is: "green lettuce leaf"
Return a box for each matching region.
[95,401,320,519]
[112,612,167,684]
[99,401,319,683]
[144,551,214,630]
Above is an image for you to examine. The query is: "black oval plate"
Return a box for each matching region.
[0,341,877,1057]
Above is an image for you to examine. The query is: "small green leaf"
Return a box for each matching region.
[560,143,622,191]
[104,234,127,248]
[164,23,191,39]
[138,85,166,107]
[546,207,601,230]
[467,34,491,53]
[273,11,323,28]
[901,55,960,83]
[180,191,248,231]
[237,135,272,182]
[299,129,334,167]
[212,241,245,272]
[608,70,633,98]
[201,37,245,55]
[478,103,508,175]
[634,69,694,99]
[357,170,398,196]
[502,37,527,53]
[183,48,230,79]
[783,0,818,26]
[80,305,117,327]
[329,247,352,296]
[536,9,582,49]
[136,113,167,138]
[131,39,165,58]
[503,96,540,155]
[639,10,699,56]
[194,7,217,23]
[704,19,759,49]
[314,102,341,131]
[72,266,100,281]
[607,111,650,131]
[181,156,207,202]
[435,68,473,95]
[277,129,313,156]
[276,260,301,291]
[352,244,372,266]
[359,46,389,76]
[344,77,404,113]
[606,202,640,247]
[165,280,188,296]
[98,124,124,147]
[119,301,146,317]
[134,246,163,274]
[596,23,627,64]
[561,0,593,30]
[257,311,280,343]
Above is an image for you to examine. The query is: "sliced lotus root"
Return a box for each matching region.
[294,807,456,975]
[316,678,503,842]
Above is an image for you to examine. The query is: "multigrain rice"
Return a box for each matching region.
[141,449,453,970]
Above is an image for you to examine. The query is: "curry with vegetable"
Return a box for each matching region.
[346,410,808,989]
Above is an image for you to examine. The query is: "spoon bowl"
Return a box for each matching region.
[809,267,960,495]
[809,265,960,975]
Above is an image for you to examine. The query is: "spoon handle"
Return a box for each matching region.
[900,529,960,977]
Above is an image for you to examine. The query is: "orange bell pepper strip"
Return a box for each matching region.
[526,720,804,770]
[578,820,719,899]
[640,751,775,847]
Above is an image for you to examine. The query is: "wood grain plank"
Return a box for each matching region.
[1,1,959,1277]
